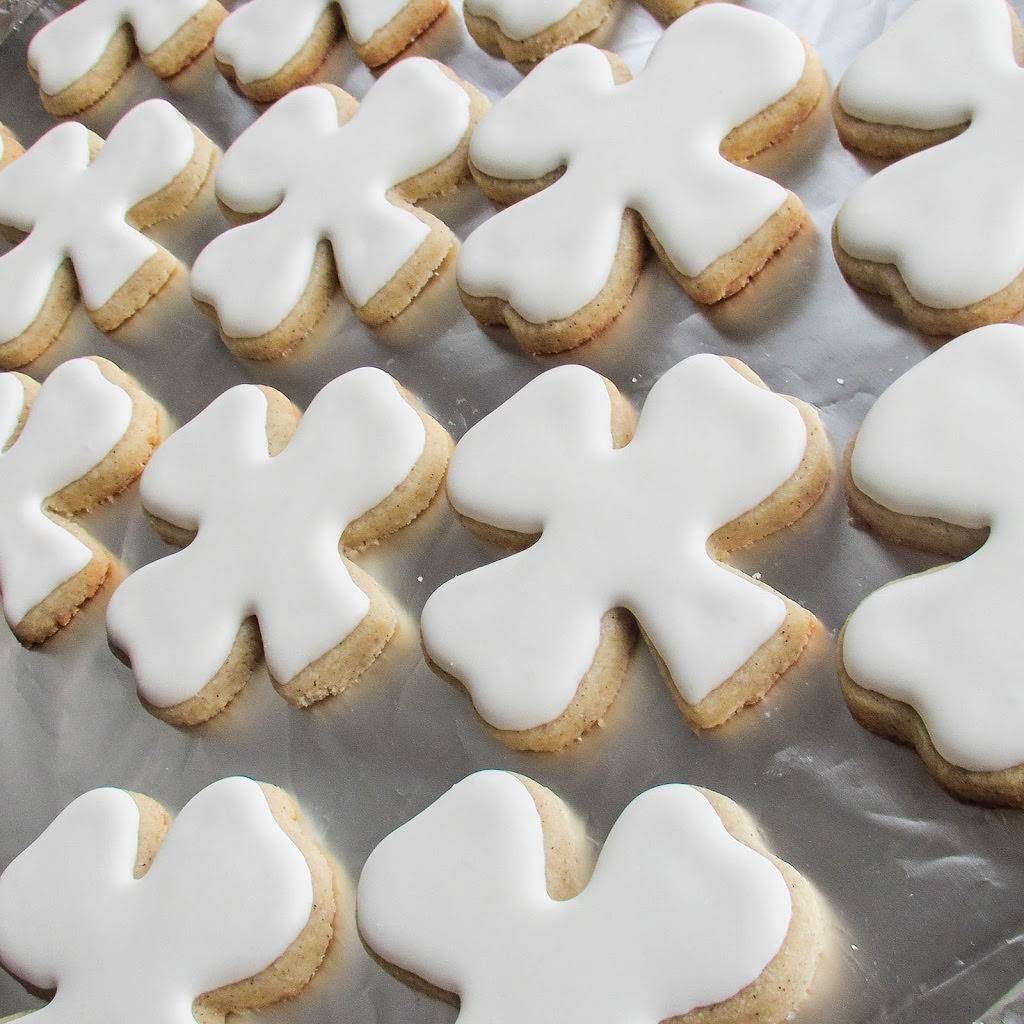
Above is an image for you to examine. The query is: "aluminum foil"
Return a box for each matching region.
[1,1,1023,1022]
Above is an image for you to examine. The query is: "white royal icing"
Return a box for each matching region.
[215,0,410,83]
[0,99,196,345]
[191,61,470,338]
[463,0,580,40]
[0,359,132,628]
[844,324,1024,773]
[28,0,211,95]
[457,4,805,324]
[106,367,426,708]
[835,0,1024,310]
[358,771,792,1022]
[420,354,807,732]
[0,777,314,1022]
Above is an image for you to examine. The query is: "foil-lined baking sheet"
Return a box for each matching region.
[1,1,1023,1022]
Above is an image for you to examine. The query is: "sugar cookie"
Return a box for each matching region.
[27,0,227,115]
[358,770,825,1024]
[191,60,487,360]
[0,777,336,1023]
[0,357,163,646]
[0,99,216,370]
[214,0,449,101]
[421,354,832,751]
[833,0,1024,335]
[457,4,824,354]
[841,323,1024,806]
[462,0,716,65]
[106,367,451,725]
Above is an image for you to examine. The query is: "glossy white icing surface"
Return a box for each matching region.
[0,99,196,345]
[835,0,1024,309]
[215,0,410,81]
[358,771,792,1022]
[28,0,210,94]
[420,355,806,731]
[464,0,579,40]
[0,777,314,1021]
[0,359,132,628]
[191,62,470,338]
[106,367,425,707]
[457,4,804,324]
[844,324,1024,773]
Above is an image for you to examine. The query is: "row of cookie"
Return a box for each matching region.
[6,325,1023,806]
[4,0,1019,367]
[24,0,721,115]
[0,771,825,1024]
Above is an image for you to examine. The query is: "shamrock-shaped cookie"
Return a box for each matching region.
[457,4,824,353]
[358,770,824,1024]
[28,0,227,115]
[421,354,832,750]
[842,324,1024,806]
[833,0,1024,334]
[463,0,729,64]
[0,99,216,369]
[0,357,163,645]
[0,777,336,1023]
[214,0,449,101]
[107,367,451,725]
[191,60,486,359]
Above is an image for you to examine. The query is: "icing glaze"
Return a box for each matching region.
[358,771,792,1022]
[215,0,409,82]
[28,0,210,95]
[835,0,1024,309]
[420,354,807,732]
[844,323,1024,773]
[0,359,132,628]
[0,99,196,345]
[463,0,580,40]
[457,4,805,324]
[0,777,314,1022]
[191,61,471,338]
[105,367,426,707]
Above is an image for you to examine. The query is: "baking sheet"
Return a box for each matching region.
[1,1,1023,1021]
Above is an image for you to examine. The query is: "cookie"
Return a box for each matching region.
[840,324,1024,807]
[457,4,825,354]
[358,770,825,1024]
[461,0,714,65]
[420,354,832,751]
[0,357,164,647]
[0,123,21,172]
[27,0,227,115]
[191,60,487,360]
[214,0,449,101]
[0,777,336,1023]
[462,0,615,64]
[833,0,1024,335]
[106,367,451,726]
[0,98,217,370]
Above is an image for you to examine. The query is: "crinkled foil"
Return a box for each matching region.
[1,2,1023,1022]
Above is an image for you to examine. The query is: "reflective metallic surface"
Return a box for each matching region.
[1,2,1022,1022]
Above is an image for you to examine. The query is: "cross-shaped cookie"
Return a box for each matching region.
[457,4,824,353]
[421,354,831,750]
[358,771,823,1024]
[0,99,215,369]
[833,0,1024,334]
[191,59,486,359]
[106,367,451,725]
[0,777,335,1023]
[0,357,162,645]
